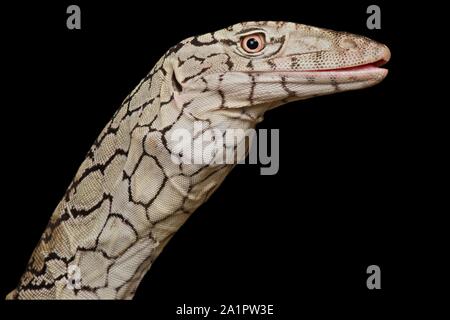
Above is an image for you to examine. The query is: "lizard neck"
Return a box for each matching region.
[9,63,244,299]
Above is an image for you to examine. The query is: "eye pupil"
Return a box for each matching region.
[246,38,259,50]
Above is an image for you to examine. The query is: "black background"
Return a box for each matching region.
[1,0,443,317]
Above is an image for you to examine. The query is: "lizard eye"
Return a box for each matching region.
[241,33,265,54]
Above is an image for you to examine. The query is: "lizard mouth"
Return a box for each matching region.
[274,57,390,83]
[303,58,389,73]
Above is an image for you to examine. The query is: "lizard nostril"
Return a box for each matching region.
[340,38,357,49]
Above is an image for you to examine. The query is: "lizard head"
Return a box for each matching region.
[165,21,390,119]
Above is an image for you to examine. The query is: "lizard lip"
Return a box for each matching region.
[253,59,389,76]
[305,58,389,72]
[267,58,389,84]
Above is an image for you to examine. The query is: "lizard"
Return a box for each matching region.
[7,21,390,299]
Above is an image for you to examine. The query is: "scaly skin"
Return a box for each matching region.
[7,21,390,299]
